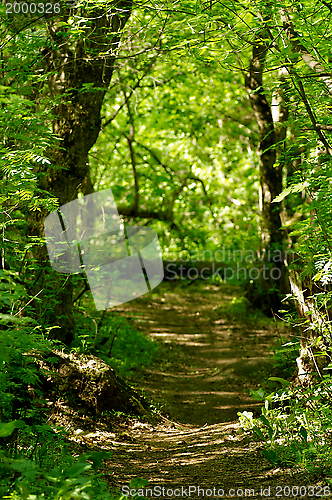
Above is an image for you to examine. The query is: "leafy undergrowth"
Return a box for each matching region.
[236,294,332,484]
[0,405,154,499]
[239,367,332,483]
[3,276,331,497]
[0,277,156,500]
[72,303,161,380]
[214,294,272,326]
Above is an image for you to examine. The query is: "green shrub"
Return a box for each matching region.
[73,312,160,379]
[215,295,268,323]
[269,339,300,379]
[239,374,332,476]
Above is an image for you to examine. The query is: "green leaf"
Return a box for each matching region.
[130,478,149,489]
[88,451,112,469]
[253,425,266,441]
[250,388,266,400]
[295,450,302,464]
[0,420,26,437]
[64,461,92,478]
[259,415,272,428]
[262,449,278,464]
[272,182,309,203]
[299,426,308,443]
[268,377,290,387]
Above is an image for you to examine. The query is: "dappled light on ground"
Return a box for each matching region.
[115,281,282,424]
[57,281,315,496]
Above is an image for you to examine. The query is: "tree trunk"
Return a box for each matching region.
[245,34,284,251]
[38,350,152,418]
[28,2,133,345]
[244,33,286,314]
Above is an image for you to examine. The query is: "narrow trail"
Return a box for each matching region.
[97,281,315,498]
[116,281,276,425]
[71,281,321,498]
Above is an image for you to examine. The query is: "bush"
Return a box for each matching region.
[73,311,160,379]
[239,374,332,476]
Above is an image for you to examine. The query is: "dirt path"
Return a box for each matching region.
[71,281,322,498]
[116,281,277,425]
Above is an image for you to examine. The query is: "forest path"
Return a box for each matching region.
[97,281,314,498]
[116,281,277,425]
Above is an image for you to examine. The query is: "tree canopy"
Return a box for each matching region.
[2,0,332,496]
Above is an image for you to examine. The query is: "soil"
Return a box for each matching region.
[63,281,326,499]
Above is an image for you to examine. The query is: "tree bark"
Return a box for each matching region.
[244,33,286,314]
[245,34,283,250]
[28,2,133,345]
[289,270,330,386]
[38,350,151,418]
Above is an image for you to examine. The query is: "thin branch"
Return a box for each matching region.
[280,8,332,96]
[73,281,90,304]
[294,77,332,154]
[135,142,174,180]
[108,322,121,357]
[102,58,157,129]
[187,176,208,197]
[14,289,43,317]
[117,205,172,222]
[264,32,332,154]
[123,90,139,213]
[318,0,332,12]
[0,14,52,50]
[316,124,332,131]
[126,134,139,212]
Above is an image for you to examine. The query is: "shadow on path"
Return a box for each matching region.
[75,281,316,497]
[115,281,280,425]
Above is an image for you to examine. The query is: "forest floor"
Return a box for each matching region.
[66,280,325,499]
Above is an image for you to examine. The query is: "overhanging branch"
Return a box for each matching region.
[280,9,332,97]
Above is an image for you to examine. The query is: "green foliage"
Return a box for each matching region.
[0,276,47,425]
[73,310,160,378]
[0,427,116,500]
[100,318,159,378]
[228,297,252,319]
[90,5,261,259]
[269,339,300,379]
[5,0,332,489]
[215,295,268,324]
[215,296,251,321]
[0,413,148,499]
[239,373,332,476]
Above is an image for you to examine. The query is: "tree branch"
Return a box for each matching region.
[316,124,332,131]
[135,142,174,180]
[123,90,139,213]
[318,0,332,12]
[288,71,332,154]
[102,57,157,129]
[280,9,332,96]
[117,204,176,224]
